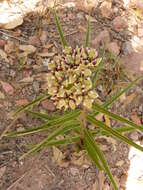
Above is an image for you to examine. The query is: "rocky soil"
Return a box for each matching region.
[0,0,143,190]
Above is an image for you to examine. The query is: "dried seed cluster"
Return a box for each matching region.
[46,46,99,110]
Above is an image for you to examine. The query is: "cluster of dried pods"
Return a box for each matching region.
[46,46,100,110]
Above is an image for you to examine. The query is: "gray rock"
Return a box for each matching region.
[107,42,120,56]
[33,81,40,93]
[94,30,110,47]
[122,41,135,55]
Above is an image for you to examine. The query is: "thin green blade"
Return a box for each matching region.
[114,126,135,133]
[20,121,80,160]
[92,48,105,85]
[6,110,80,137]
[102,76,142,108]
[5,123,51,137]
[14,94,48,116]
[84,128,118,190]
[84,131,103,171]
[30,136,81,148]
[26,110,59,120]
[85,16,90,47]
[93,103,143,133]
[87,115,143,152]
[52,9,67,47]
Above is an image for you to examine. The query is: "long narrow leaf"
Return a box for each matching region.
[92,76,142,118]
[14,94,48,116]
[90,125,135,137]
[5,120,80,137]
[26,110,60,120]
[20,122,80,160]
[84,128,118,190]
[114,126,135,133]
[6,110,80,137]
[46,109,80,126]
[102,76,142,108]
[92,48,105,85]
[52,9,67,47]
[85,16,90,47]
[84,140,103,170]
[87,115,143,152]
[30,136,81,148]
[93,103,143,133]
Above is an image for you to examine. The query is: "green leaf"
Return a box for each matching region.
[20,121,80,160]
[52,9,67,48]
[114,126,135,133]
[14,94,48,116]
[102,76,142,108]
[31,136,81,148]
[5,123,51,137]
[26,110,60,120]
[87,115,143,152]
[46,109,80,126]
[85,16,90,47]
[93,103,143,133]
[84,128,118,190]
[92,48,105,85]
[84,132,103,171]
[6,110,80,137]
[90,125,135,137]
[92,76,142,118]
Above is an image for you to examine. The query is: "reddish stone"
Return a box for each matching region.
[1,81,14,95]
[16,99,28,106]
[41,99,56,111]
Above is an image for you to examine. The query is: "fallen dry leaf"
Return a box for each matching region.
[53,146,64,166]
[0,166,6,178]
[38,52,55,57]
[4,40,15,54]
[1,81,14,95]
[71,150,91,167]
[19,77,34,83]
[104,115,111,127]
[124,93,137,106]
[99,136,117,151]
[0,91,5,99]
[19,45,36,54]
[131,111,141,125]
[0,49,8,62]
[116,160,124,167]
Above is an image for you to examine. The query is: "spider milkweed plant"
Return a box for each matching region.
[5,9,143,190]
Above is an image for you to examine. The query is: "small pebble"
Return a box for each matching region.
[33,81,40,93]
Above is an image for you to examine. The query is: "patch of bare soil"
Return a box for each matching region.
[0,1,143,190]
